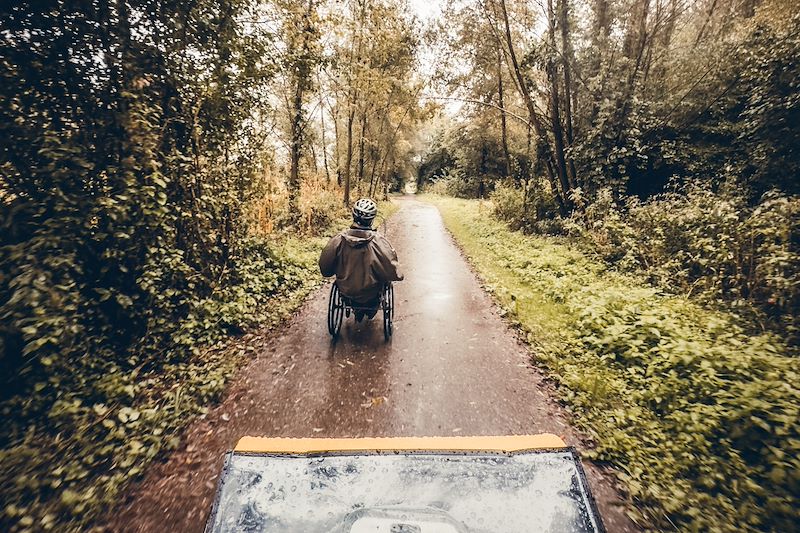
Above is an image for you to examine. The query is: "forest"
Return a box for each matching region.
[1,0,798,531]
[421,0,799,338]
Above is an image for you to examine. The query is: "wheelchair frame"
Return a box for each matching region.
[327,282,394,341]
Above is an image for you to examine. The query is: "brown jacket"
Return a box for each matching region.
[319,226,403,303]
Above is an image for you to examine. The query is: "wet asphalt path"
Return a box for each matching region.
[107,195,636,532]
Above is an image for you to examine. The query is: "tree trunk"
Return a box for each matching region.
[558,0,578,188]
[357,106,367,186]
[288,0,315,214]
[496,0,568,214]
[344,106,354,206]
[318,74,331,183]
[289,73,303,211]
[332,100,342,186]
[497,49,511,178]
[695,0,718,45]
[309,133,318,174]
[547,0,573,200]
[616,0,651,143]
[595,0,610,41]
[587,0,611,124]
[342,0,366,206]
[369,101,391,194]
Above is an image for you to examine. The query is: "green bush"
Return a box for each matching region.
[573,184,800,339]
[491,180,563,235]
[560,287,799,531]
[298,185,346,233]
[424,176,452,196]
[490,182,524,224]
[0,232,327,532]
[174,238,314,347]
[426,168,492,198]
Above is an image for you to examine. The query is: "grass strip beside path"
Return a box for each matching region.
[424,195,798,533]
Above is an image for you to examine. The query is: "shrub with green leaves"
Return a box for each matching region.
[0,231,333,532]
[426,168,492,199]
[427,195,799,532]
[574,184,800,339]
[491,180,564,235]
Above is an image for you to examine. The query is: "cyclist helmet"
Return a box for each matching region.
[352,198,378,226]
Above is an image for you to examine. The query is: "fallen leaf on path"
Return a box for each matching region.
[360,396,387,408]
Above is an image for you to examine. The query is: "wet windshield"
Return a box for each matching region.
[207,449,603,533]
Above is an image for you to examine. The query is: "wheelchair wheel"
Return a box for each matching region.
[382,284,394,341]
[328,283,344,337]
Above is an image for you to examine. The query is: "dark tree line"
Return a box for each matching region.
[0,0,278,405]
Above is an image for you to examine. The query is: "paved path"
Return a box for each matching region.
[107,196,636,532]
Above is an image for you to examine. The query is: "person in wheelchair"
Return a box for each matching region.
[319,198,403,322]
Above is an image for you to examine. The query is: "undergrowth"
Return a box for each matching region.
[0,197,401,532]
[490,181,800,341]
[0,234,324,532]
[425,195,799,533]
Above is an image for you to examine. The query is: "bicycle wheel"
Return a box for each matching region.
[328,283,344,337]
[382,284,394,341]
